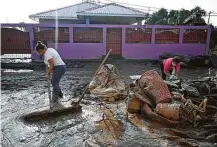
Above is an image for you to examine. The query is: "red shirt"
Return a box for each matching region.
[163,58,180,74]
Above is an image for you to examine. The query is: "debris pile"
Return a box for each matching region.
[88,64,128,102]
[85,66,216,145]
[127,70,215,126]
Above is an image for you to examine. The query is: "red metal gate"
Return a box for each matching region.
[106,28,122,55]
[1,28,31,54]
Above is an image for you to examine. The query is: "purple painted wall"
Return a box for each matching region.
[1,23,212,60]
[121,25,211,59]
[123,44,206,59]
[48,43,105,59]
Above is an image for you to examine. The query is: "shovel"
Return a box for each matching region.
[47,78,52,110]
[71,49,112,109]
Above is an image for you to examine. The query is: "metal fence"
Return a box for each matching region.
[1,26,31,63]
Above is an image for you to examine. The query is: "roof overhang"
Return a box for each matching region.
[77,15,145,24]
[77,13,146,18]
[29,15,79,22]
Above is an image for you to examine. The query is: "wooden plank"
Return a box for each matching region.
[21,103,81,122]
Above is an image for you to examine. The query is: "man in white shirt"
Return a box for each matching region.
[35,41,66,103]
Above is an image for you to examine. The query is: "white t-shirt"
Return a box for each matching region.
[44,48,65,66]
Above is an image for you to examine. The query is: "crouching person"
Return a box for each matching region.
[161,56,181,80]
[35,41,66,104]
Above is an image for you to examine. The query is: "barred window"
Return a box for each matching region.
[183,29,207,44]
[34,27,69,43]
[73,27,103,43]
[126,28,151,44]
[155,28,180,44]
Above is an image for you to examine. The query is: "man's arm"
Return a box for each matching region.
[175,64,181,77]
[163,60,171,76]
[47,58,54,78]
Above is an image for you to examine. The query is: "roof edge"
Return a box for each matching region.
[30,16,78,19]
[77,3,146,14]
[29,1,100,19]
[77,13,146,18]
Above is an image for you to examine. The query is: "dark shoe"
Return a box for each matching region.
[50,102,63,110]
[52,92,59,103]
[58,91,63,98]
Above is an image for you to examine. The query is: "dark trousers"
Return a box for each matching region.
[51,65,66,93]
[160,61,172,80]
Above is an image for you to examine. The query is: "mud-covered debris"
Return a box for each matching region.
[206,133,217,143]
[89,64,128,102]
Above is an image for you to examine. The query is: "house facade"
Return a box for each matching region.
[29,1,146,25]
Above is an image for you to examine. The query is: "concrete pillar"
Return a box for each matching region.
[151,27,155,44]
[28,25,37,60]
[206,26,212,55]
[69,27,73,43]
[103,27,107,55]
[179,27,184,44]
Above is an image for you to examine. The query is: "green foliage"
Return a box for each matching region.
[146,6,206,25]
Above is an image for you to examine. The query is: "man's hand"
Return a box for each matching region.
[166,75,170,80]
[46,58,54,80]
[169,75,178,80]
[46,73,51,80]
[165,72,170,77]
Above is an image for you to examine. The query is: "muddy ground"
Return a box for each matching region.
[1,60,217,147]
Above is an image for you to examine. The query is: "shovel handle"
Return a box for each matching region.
[93,49,112,77]
[77,49,112,104]
[47,78,52,109]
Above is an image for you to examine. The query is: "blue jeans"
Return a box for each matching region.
[51,65,66,93]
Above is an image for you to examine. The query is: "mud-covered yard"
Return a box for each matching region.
[1,61,217,147]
